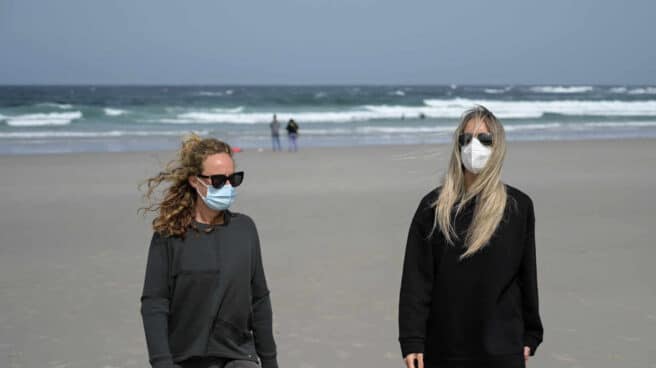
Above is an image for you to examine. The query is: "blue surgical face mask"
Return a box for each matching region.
[196,178,236,211]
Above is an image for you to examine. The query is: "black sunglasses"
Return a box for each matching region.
[197,171,244,189]
[458,132,494,146]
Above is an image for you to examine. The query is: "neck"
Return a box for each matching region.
[464,170,477,192]
[194,200,223,224]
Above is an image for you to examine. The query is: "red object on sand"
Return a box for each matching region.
[233,147,242,153]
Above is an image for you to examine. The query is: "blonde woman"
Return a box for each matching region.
[140,134,278,368]
[398,106,543,368]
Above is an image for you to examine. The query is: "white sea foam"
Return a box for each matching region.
[196,91,225,96]
[356,126,456,134]
[581,121,656,128]
[423,98,656,118]
[484,88,505,94]
[299,128,352,135]
[609,87,628,93]
[195,89,234,97]
[293,126,456,135]
[0,130,210,139]
[2,111,82,127]
[609,86,656,95]
[503,123,562,131]
[627,87,656,95]
[299,122,655,135]
[162,105,451,124]
[529,86,594,94]
[104,108,127,116]
[159,110,386,124]
[390,90,406,96]
[36,102,73,109]
[139,99,656,125]
[212,107,244,113]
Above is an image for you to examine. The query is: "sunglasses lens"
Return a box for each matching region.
[230,172,244,187]
[211,175,228,189]
[459,133,472,146]
[478,133,493,146]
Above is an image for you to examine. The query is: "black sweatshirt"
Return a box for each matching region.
[140,212,278,368]
[399,184,543,367]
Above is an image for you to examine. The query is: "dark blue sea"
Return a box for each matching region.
[1,85,656,154]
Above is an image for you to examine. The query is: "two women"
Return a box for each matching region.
[140,135,278,368]
[139,105,544,368]
[399,106,544,368]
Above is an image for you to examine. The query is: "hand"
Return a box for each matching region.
[404,353,424,368]
[524,346,531,361]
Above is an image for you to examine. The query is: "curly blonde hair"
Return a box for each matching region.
[139,133,233,237]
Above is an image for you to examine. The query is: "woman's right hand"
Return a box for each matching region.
[404,353,424,368]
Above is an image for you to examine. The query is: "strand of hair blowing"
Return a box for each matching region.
[139,133,232,238]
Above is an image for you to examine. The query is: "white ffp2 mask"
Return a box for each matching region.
[461,137,492,174]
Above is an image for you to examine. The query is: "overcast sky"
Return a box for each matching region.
[1,0,654,85]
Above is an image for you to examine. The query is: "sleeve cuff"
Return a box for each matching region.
[524,335,542,356]
[399,339,424,358]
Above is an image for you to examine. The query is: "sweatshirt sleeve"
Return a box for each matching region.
[250,221,278,368]
[398,196,435,358]
[519,198,544,355]
[140,233,177,368]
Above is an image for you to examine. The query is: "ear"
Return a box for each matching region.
[188,175,199,190]
[189,176,207,197]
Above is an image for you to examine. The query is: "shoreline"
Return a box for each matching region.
[2,135,656,158]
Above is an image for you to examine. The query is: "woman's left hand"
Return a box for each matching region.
[524,346,531,361]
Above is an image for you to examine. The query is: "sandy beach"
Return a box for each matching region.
[0,138,655,368]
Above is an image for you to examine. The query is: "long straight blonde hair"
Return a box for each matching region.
[432,105,512,259]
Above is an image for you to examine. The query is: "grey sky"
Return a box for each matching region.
[1,0,654,85]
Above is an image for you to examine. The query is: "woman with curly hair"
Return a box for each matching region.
[398,105,544,368]
[139,134,278,368]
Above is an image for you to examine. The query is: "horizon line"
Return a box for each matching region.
[0,83,653,87]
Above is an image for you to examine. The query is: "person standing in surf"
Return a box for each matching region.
[270,114,281,152]
[286,119,299,152]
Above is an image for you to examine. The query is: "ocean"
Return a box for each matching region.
[1,85,656,154]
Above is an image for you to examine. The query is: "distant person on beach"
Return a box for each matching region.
[139,134,278,368]
[270,114,281,152]
[286,119,299,152]
[399,105,543,368]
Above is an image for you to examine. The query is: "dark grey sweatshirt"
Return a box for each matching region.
[399,184,543,368]
[140,212,278,368]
